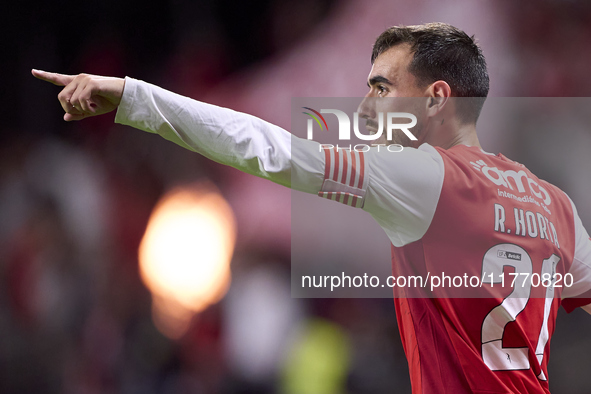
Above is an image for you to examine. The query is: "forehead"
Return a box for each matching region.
[368,43,415,84]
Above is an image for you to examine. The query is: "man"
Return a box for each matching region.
[33,23,591,393]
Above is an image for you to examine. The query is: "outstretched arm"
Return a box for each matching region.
[32,70,324,193]
[32,69,445,247]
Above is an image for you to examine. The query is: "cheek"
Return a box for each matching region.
[374,100,390,115]
[376,98,404,116]
[373,102,415,130]
[408,102,427,128]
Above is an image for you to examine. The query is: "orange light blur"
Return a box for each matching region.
[139,184,236,339]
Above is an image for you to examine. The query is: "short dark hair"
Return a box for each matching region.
[371,23,489,124]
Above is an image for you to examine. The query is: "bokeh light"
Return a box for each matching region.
[139,184,236,339]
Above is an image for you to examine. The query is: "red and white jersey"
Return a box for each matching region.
[115,78,591,394]
[318,142,591,393]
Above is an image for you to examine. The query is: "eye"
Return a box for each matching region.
[377,84,387,95]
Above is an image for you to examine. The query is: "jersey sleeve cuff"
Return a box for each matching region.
[114,77,140,129]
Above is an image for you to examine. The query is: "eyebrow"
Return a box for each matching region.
[367,75,394,88]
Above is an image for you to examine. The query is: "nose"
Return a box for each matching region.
[357,93,376,121]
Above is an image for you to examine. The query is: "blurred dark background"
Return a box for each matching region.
[1,0,591,393]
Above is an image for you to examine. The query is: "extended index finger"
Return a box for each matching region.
[31,69,75,86]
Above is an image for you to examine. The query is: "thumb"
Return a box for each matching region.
[32,69,75,86]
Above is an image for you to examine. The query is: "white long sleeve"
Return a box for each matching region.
[114,77,325,194]
[114,77,444,247]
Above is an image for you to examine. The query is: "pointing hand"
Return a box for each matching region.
[32,69,125,121]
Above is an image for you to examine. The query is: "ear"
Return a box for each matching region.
[425,80,451,117]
